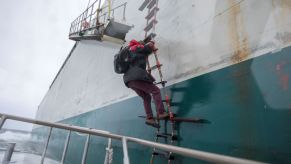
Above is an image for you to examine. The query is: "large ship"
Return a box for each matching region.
[34,0,291,163]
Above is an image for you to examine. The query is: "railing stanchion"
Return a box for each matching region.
[61,130,71,164]
[40,127,53,164]
[104,138,113,164]
[0,115,7,129]
[78,13,84,33]
[122,137,130,164]
[81,134,91,164]
[89,5,94,27]
[2,142,15,164]
[123,3,127,21]
[97,0,102,25]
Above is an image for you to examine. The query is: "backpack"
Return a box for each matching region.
[114,46,131,74]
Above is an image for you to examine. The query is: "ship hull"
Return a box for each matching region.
[34,45,291,163]
[34,0,291,163]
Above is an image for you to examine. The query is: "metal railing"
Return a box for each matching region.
[1,143,15,164]
[69,0,127,36]
[0,113,266,164]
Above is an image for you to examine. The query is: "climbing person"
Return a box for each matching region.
[123,39,169,128]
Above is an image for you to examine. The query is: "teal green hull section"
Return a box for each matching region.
[36,46,291,164]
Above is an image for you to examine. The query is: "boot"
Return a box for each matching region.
[145,118,160,128]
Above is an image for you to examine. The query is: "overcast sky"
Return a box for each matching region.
[0,0,87,130]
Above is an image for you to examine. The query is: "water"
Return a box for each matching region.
[0,129,58,164]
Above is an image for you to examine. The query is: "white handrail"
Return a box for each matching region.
[0,113,266,164]
[122,137,130,164]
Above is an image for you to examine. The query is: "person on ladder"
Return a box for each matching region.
[123,39,169,128]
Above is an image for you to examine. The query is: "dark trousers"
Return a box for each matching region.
[128,80,166,119]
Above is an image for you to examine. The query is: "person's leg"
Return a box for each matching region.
[150,85,166,115]
[128,81,161,128]
[128,82,153,119]
[128,81,166,115]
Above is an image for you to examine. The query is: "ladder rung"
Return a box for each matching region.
[147,0,157,10]
[169,154,175,160]
[154,80,167,85]
[171,135,178,141]
[148,64,162,71]
[156,133,169,138]
[153,150,168,157]
[138,114,177,120]
[145,7,159,20]
[169,102,181,106]
[173,117,211,124]
[144,33,156,43]
[152,151,175,160]
[157,132,178,140]
[139,0,151,11]
[144,19,158,32]
[171,87,188,92]
[162,99,171,103]
[162,133,172,136]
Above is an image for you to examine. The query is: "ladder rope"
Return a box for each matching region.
[140,0,177,163]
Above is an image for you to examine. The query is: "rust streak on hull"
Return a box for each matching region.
[228,0,250,63]
[272,0,291,45]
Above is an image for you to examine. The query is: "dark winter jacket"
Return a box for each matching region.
[123,42,155,86]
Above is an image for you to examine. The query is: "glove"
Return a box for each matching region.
[147,41,158,52]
